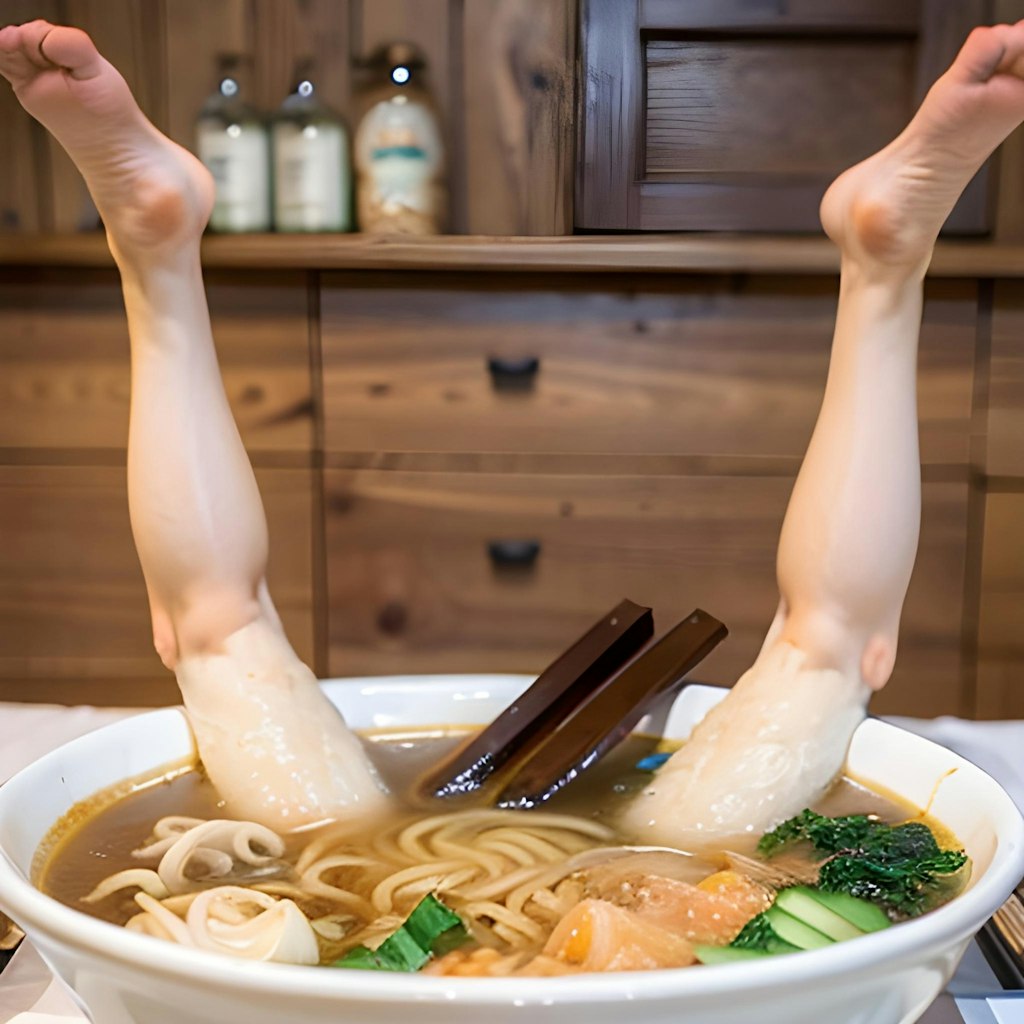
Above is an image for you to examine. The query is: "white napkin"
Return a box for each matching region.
[955,995,1024,1022]
[0,704,137,1023]
[0,943,86,1023]
[0,703,137,783]
[888,716,1024,812]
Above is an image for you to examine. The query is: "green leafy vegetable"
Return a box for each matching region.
[757,809,970,918]
[333,894,469,972]
[730,912,800,955]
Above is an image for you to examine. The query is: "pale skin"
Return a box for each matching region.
[3,19,1024,840]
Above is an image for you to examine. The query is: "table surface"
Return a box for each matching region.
[1,701,1023,1024]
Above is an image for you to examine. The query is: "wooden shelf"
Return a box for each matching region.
[2,232,1024,276]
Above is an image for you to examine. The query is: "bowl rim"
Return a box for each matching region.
[1,676,1022,1006]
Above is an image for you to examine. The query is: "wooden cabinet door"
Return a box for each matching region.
[576,0,992,231]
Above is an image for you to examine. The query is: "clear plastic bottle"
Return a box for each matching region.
[355,43,446,234]
[272,66,351,233]
[196,58,272,233]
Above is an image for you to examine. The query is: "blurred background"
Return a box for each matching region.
[0,0,1022,719]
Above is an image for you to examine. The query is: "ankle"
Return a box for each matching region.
[112,238,203,295]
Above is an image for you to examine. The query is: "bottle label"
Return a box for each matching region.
[356,97,444,233]
[198,124,271,232]
[274,122,350,232]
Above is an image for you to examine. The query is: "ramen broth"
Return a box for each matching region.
[38,727,917,940]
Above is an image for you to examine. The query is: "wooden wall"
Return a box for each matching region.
[0,0,576,236]
[1,0,1024,722]
[0,261,1013,722]
[0,268,317,705]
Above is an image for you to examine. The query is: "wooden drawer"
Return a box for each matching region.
[988,280,1024,478]
[577,0,990,232]
[322,274,976,465]
[325,469,967,717]
[976,491,1024,719]
[0,269,313,460]
[0,465,316,705]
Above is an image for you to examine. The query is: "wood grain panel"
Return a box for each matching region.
[0,465,316,705]
[462,0,576,235]
[639,0,923,31]
[9,232,1024,277]
[251,0,351,115]
[645,39,913,177]
[0,269,313,458]
[576,0,641,229]
[322,275,975,465]
[164,0,253,150]
[578,0,992,232]
[164,1,352,157]
[324,470,966,717]
[354,0,452,117]
[988,279,1024,478]
[975,492,1024,719]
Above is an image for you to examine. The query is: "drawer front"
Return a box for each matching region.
[976,492,1024,719]
[0,465,316,705]
[989,280,1024,477]
[0,269,313,459]
[325,470,967,717]
[322,275,976,466]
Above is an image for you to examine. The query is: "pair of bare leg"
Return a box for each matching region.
[3,19,1024,841]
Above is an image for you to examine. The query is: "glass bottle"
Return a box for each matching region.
[354,43,446,234]
[196,57,272,233]
[272,64,351,232]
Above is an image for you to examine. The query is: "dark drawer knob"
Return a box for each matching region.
[487,355,540,391]
[487,539,541,568]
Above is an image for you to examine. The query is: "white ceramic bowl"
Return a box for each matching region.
[1,676,1022,1024]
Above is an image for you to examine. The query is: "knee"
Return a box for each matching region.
[861,634,896,691]
[152,620,179,671]
[169,588,263,661]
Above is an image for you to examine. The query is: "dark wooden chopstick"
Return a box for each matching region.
[413,598,655,804]
[496,609,728,809]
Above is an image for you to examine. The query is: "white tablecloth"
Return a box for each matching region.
[1,702,1022,1023]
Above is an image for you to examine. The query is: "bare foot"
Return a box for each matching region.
[0,20,212,264]
[821,21,1024,275]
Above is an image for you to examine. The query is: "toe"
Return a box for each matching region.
[953,22,1024,84]
[37,24,103,81]
[10,21,58,71]
[995,21,1024,79]
[0,23,44,84]
[953,25,1010,83]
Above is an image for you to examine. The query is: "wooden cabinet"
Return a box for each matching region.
[576,0,992,231]
[323,468,968,717]
[322,274,976,464]
[321,272,978,717]
[0,269,314,456]
[976,279,1024,718]
[0,252,1008,717]
[976,492,1024,719]
[0,268,317,706]
[0,465,316,706]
